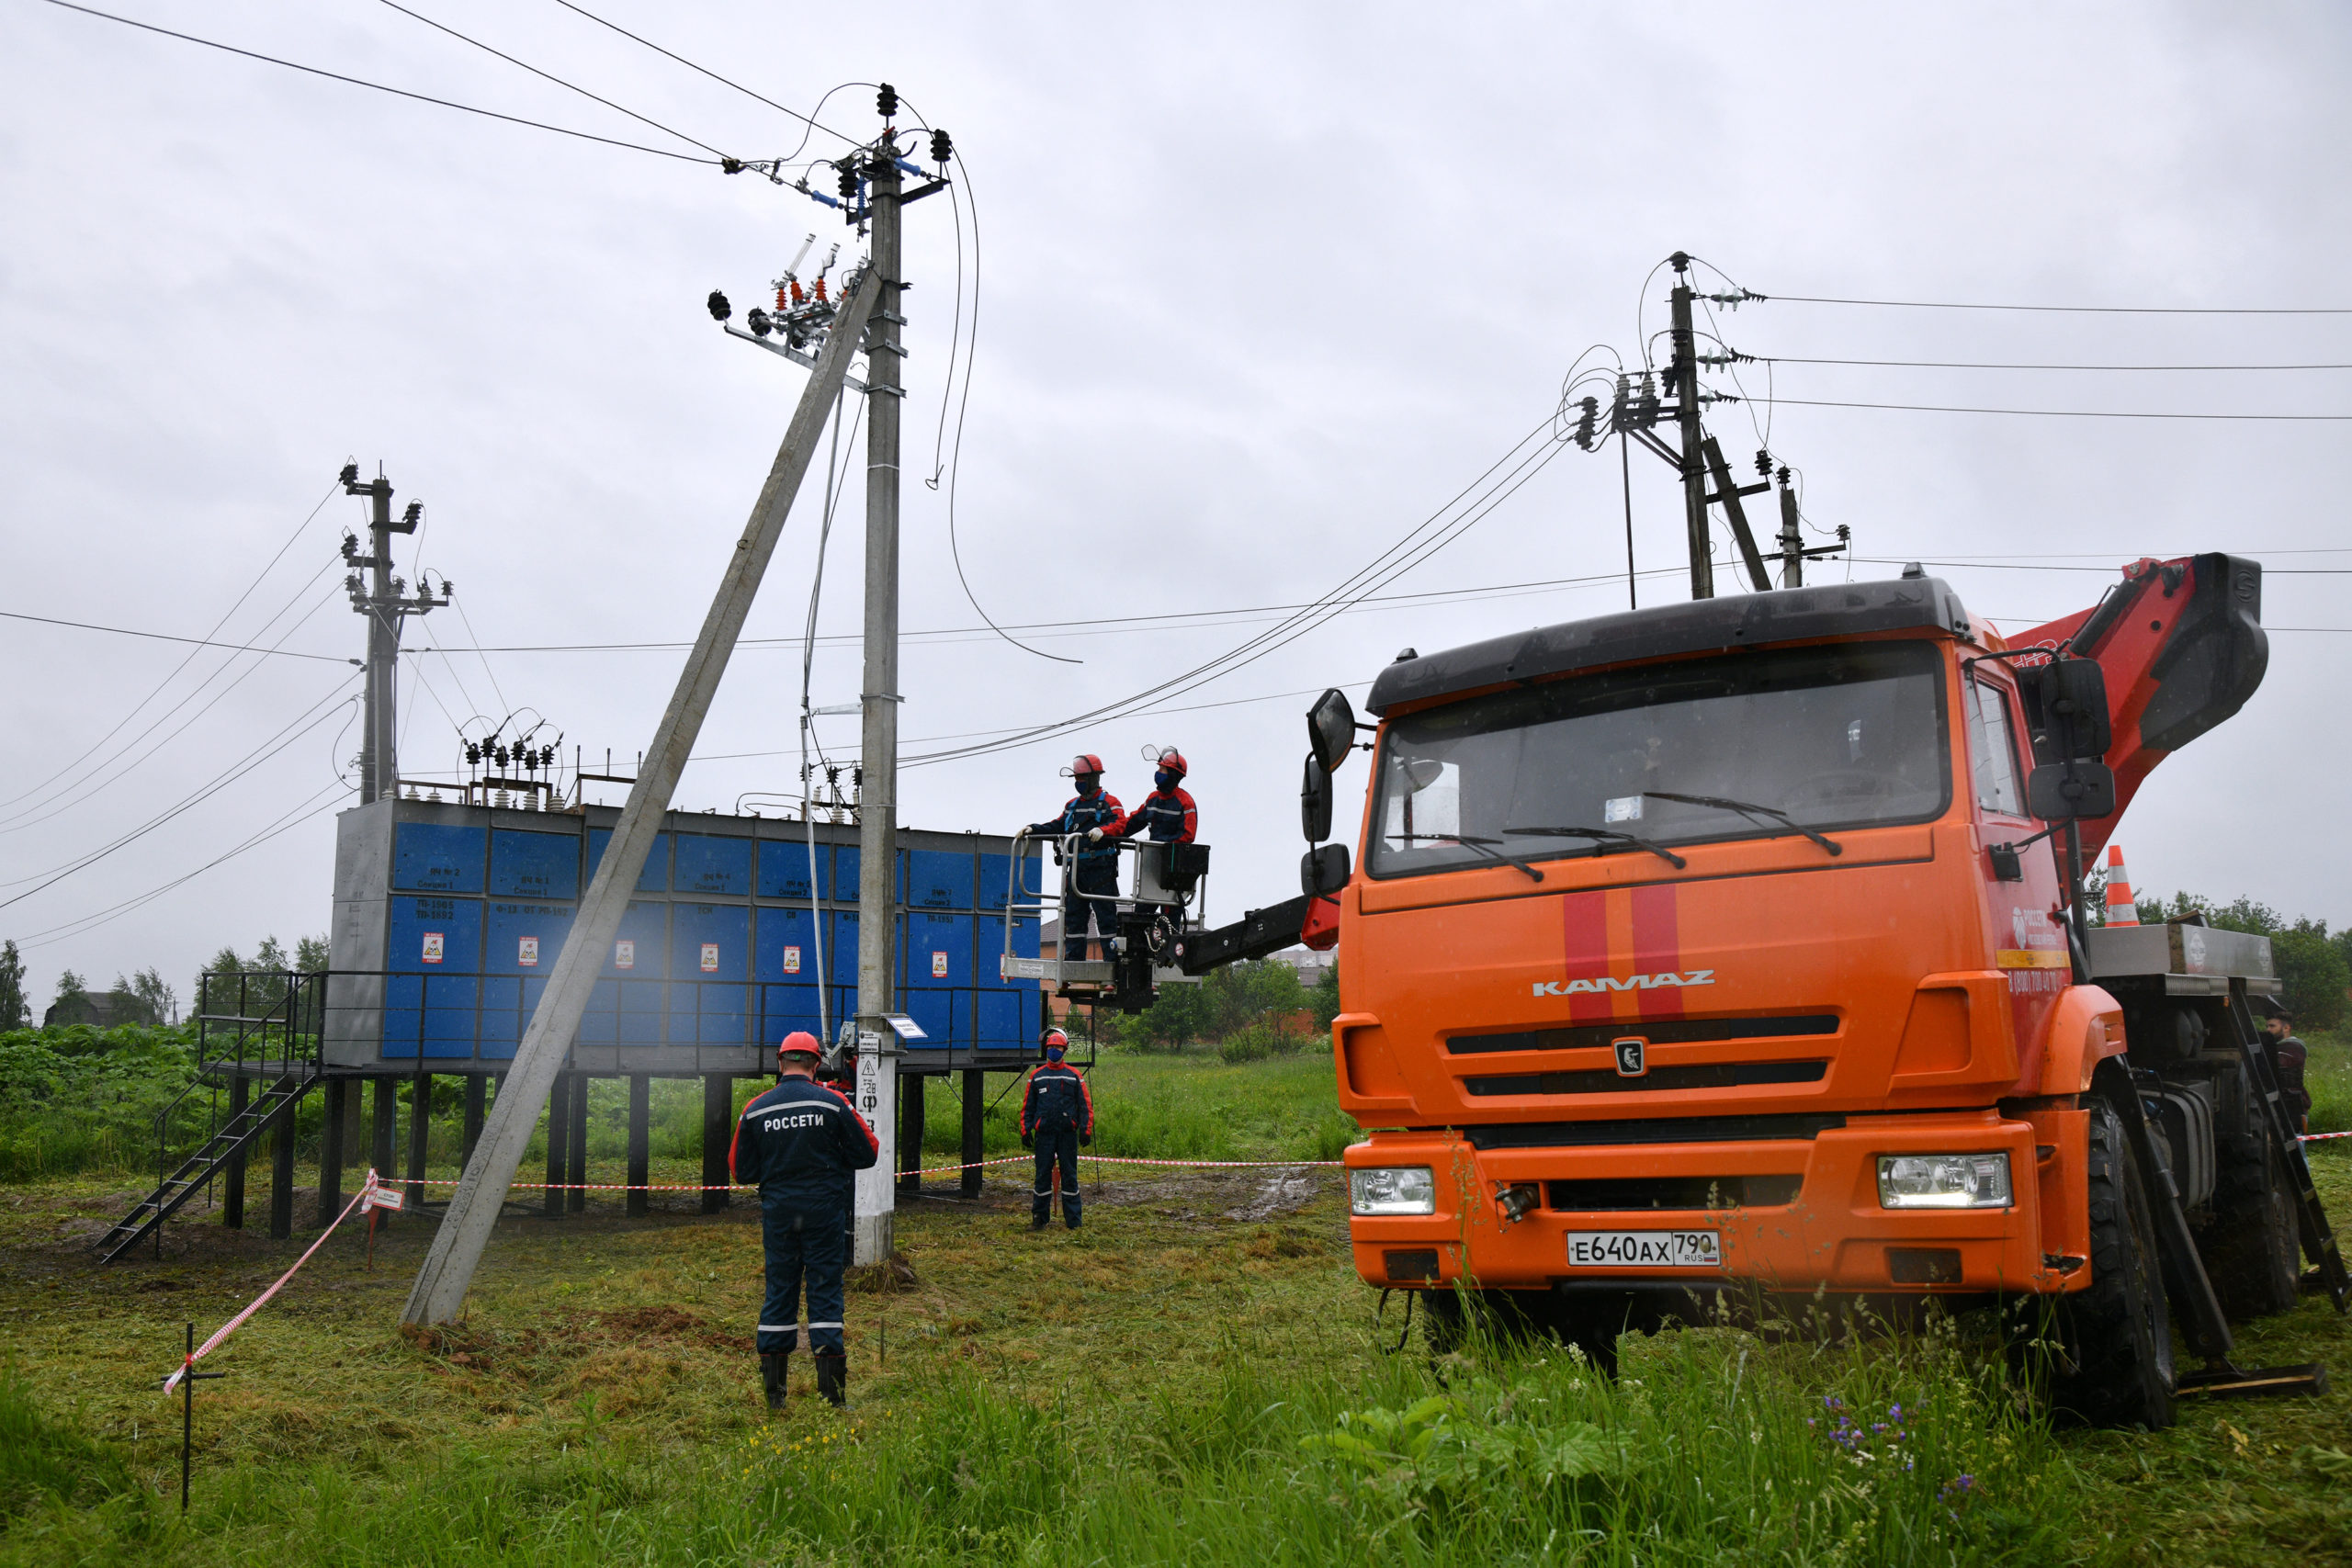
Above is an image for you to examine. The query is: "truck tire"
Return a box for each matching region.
[2042,1098,2176,1429]
[2203,1125,2301,1321]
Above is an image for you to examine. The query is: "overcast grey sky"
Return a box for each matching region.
[3,1,2347,1007]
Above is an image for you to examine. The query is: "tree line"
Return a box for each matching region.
[0,933,329,1032]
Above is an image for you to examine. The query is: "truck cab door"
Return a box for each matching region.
[1964,668,2069,1050]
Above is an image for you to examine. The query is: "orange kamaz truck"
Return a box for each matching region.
[1284,553,2345,1427]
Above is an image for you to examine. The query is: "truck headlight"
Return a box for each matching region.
[1351,1167,1437,1216]
[1876,1153,2011,1210]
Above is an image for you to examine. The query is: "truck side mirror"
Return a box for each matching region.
[1306,688,1359,774]
[2027,760,2117,820]
[1302,754,1333,842]
[1301,842,1351,897]
[2019,655,2112,766]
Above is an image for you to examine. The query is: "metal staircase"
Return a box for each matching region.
[97,970,324,1264]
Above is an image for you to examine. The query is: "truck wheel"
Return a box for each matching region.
[2203,1125,2301,1321]
[2042,1098,2176,1429]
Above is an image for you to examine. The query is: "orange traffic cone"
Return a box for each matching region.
[2103,844,2139,926]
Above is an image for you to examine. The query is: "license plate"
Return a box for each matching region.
[1565,1230,1722,1269]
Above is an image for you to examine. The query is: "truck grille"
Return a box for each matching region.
[1465,1060,1827,1096]
[1547,1174,1804,1211]
[1447,1014,1839,1055]
[1465,1112,1846,1149]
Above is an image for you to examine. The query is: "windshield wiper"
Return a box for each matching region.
[1501,826,1687,870]
[1391,832,1546,882]
[1642,791,1843,857]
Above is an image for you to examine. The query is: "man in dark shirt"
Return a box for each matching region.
[1027,753,1125,964]
[729,1031,879,1410]
[1021,1028,1095,1231]
[2265,1008,2312,1132]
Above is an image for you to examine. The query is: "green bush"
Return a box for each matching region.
[0,1024,199,1179]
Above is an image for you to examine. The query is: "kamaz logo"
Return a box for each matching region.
[1532,970,1714,998]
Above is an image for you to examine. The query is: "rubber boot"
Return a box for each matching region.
[815,1354,848,1409]
[759,1352,790,1413]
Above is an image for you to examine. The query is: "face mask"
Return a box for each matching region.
[1076,777,1100,796]
[1046,1046,1065,1062]
[1156,770,1178,791]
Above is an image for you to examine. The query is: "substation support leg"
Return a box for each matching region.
[626,1075,650,1218]
[899,1071,925,1196]
[544,1073,570,1214]
[701,1075,731,1213]
[461,1076,487,1172]
[317,1077,348,1226]
[371,1077,398,1228]
[961,1068,984,1200]
[566,1074,590,1213]
[268,1094,296,1240]
[223,1074,251,1230]
[405,1068,430,1208]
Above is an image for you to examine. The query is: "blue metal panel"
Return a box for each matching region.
[478,976,549,1059]
[488,829,580,899]
[758,983,828,1048]
[979,849,1043,914]
[671,905,750,1046]
[908,849,974,910]
[390,896,482,973]
[907,911,973,988]
[485,900,574,975]
[899,988,956,1048]
[756,840,820,901]
[827,845,910,902]
[828,910,861,987]
[585,829,671,894]
[977,989,1034,1050]
[393,824,485,893]
[753,905,820,984]
[580,978,618,1045]
[977,914,1040,986]
[672,833,752,896]
[602,901,669,978]
[385,974,481,1058]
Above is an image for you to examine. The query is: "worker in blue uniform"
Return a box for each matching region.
[1021,1027,1095,1231]
[1026,752,1125,964]
[1096,748,1198,845]
[730,1030,879,1411]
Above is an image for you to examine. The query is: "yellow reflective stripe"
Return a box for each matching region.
[1996,949,2069,969]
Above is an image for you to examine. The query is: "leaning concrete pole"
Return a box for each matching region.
[401,267,881,1325]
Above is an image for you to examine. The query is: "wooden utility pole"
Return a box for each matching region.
[401,268,881,1326]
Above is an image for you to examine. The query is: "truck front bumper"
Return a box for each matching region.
[1345,1107,2088,1296]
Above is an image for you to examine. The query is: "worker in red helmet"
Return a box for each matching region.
[1020,1027,1094,1230]
[1025,753,1125,965]
[1097,748,1197,845]
[729,1030,878,1412]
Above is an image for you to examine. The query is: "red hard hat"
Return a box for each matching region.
[778,1031,821,1059]
[1155,749,1188,778]
[1042,1027,1069,1049]
[1065,753,1104,778]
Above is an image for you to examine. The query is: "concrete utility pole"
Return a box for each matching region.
[401,268,882,1326]
[1776,466,1804,588]
[1667,254,1711,602]
[853,142,904,1267]
[342,468,447,801]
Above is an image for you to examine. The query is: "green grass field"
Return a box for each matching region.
[0,1041,2347,1566]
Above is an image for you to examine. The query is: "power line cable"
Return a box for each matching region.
[1759,293,2352,315]
[39,0,722,164]
[1763,396,2352,422]
[1758,355,2352,372]
[0,608,349,664]
[548,0,857,154]
[375,0,731,159]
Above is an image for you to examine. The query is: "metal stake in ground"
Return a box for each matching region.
[174,1321,225,1514]
[399,265,882,1327]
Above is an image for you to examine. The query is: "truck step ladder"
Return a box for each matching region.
[95,1065,320,1264]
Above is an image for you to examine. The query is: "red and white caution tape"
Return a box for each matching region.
[162,1173,375,1394]
[2301,1130,2351,1144]
[398,1152,1342,1193]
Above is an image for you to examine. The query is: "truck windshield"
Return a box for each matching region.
[1368,640,1950,879]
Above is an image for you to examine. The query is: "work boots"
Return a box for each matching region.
[815,1354,848,1409]
[759,1352,790,1412]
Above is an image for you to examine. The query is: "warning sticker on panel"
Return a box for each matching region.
[933,950,949,977]
[700,942,720,973]
[517,936,539,967]
[422,932,445,965]
[1565,1230,1722,1269]
[783,945,801,975]
[615,939,635,970]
